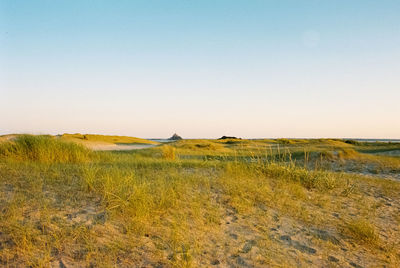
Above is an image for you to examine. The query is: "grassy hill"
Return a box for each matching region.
[60,133,159,145]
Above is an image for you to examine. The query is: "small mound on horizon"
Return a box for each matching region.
[168,133,182,140]
[218,135,241,140]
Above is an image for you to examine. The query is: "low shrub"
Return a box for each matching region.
[344,139,361,145]
[161,145,176,160]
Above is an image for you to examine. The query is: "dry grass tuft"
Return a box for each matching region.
[0,135,92,163]
[345,219,378,244]
[161,145,176,160]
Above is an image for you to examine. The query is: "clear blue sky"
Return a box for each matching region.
[1,0,399,138]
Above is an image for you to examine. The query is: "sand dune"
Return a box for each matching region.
[89,143,157,151]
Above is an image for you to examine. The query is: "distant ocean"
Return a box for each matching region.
[149,138,400,143]
[149,139,173,143]
[351,139,400,143]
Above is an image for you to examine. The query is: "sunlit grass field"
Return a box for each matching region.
[1,135,400,267]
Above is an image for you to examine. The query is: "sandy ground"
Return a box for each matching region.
[0,135,158,151]
[88,143,158,151]
[0,134,17,142]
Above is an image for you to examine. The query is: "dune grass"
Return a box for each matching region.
[0,137,399,266]
[345,219,378,244]
[61,133,158,145]
[0,135,93,163]
[161,145,177,160]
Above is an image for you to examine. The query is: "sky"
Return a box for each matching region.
[1,0,399,139]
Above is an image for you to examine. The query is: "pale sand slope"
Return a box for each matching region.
[0,135,158,151]
[88,143,157,151]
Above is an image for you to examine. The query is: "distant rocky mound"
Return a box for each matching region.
[218,136,241,140]
[169,133,182,140]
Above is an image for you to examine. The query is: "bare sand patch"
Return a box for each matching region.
[89,143,157,151]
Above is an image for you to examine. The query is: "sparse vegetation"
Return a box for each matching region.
[0,135,399,266]
[345,219,378,244]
